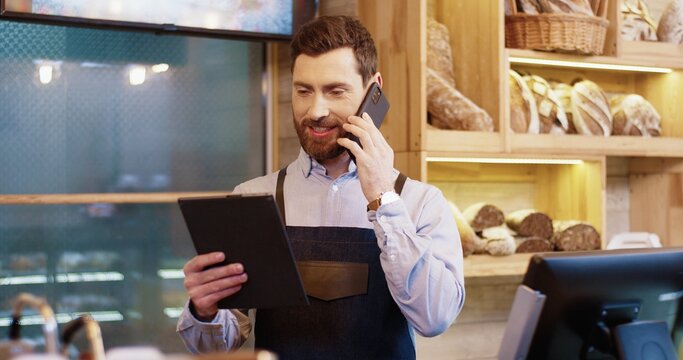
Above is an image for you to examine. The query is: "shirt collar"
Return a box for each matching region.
[295,147,357,178]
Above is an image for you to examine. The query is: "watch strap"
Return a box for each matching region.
[366,172,408,211]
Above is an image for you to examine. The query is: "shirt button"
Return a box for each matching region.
[380,215,387,222]
[389,254,397,262]
[332,185,338,191]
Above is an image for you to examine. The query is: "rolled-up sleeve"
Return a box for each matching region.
[369,186,465,337]
[176,301,251,353]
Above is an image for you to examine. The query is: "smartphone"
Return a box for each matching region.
[348,82,390,161]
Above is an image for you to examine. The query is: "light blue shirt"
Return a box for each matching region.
[177,148,465,353]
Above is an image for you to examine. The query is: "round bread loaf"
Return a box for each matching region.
[509,70,540,134]
[551,82,577,134]
[657,0,683,44]
[610,94,661,136]
[523,75,569,134]
[571,80,613,136]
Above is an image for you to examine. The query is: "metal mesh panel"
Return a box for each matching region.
[0,21,266,194]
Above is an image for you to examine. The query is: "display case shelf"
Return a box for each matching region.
[463,253,533,278]
[508,47,683,72]
[509,134,683,158]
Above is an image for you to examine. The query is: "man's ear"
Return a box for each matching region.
[374,72,383,88]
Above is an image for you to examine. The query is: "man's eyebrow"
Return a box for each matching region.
[292,81,353,90]
[293,81,313,89]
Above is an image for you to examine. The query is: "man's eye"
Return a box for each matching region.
[330,89,345,96]
[296,89,311,96]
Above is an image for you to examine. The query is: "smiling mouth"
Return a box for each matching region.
[308,126,337,137]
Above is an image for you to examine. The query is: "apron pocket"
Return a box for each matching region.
[296,261,369,301]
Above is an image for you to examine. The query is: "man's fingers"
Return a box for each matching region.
[183,252,225,274]
[192,285,244,311]
[188,274,248,303]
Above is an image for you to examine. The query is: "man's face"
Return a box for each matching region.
[291,47,368,162]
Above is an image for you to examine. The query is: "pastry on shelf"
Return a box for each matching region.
[571,80,613,136]
[426,17,494,132]
[550,82,578,134]
[621,0,658,41]
[447,201,486,257]
[552,220,601,251]
[462,202,505,233]
[427,69,494,131]
[610,94,661,136]
[506,209,554,240]
[481,226,516,256]
[657,0,683,44]
[509,70,540,134]
[427,17,456,86]
[523,75,569,134]
[515,236,554,253]
[516,0,595,15]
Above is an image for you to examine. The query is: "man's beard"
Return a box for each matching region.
[293,114,351,162]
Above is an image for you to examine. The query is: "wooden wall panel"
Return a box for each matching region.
[358,0,424,152]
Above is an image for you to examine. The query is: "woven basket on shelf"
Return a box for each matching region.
[505,1,610,55]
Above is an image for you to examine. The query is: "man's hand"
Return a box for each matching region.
[183,252,248,321]
[338,112,395,202]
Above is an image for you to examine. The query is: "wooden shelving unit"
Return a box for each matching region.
[359,0,683,278]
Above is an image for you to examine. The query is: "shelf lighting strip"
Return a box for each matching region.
[0,311,124,327]
[0,272,124,285]
[157,269,185,279]
[509,56,673,74]
[426,157,584,165]
[164,307,184,319]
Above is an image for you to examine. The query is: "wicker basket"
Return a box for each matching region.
[505,2,610,55]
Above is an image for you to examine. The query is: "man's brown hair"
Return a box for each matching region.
[290,15,377,85]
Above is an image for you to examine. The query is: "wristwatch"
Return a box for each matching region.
[366,190,400,211]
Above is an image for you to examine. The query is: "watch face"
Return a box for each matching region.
[381,191,400,205]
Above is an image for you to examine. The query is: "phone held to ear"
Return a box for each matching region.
[348,82,390,162]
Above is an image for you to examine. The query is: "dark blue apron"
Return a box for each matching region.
[254,169,414,360]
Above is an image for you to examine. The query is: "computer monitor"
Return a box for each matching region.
[522,247,683,359]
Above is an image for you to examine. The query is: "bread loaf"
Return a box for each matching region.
[463,202,505,232]
[571,80,613,136]
[517,0,594,14]
[610,94,661,136]
[427,18,456,85]
[427,68,495,131]
[509,70,540,134]
[517,0,543,14]
[506,209,554,239]
[482,226,516,256]
[448,201,486,256]
[621,0,658,41]
[523,75,569,134]
[552,221,601,251]
[551,82,577,134]
[515,236,554,253]
[547,0,594,15]
[657,0,683,44]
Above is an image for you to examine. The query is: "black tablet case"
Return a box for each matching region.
[178,194,309,309]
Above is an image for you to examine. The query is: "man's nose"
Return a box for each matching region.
[307,94,330,120]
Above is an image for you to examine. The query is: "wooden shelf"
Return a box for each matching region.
[509,134,683,158]
[508,47,683,70]
[424,128,503,153]
[619,40,683,69]
[422,130,683,158]
[463,253,533,278]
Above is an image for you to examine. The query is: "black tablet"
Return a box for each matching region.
[178,194,309,309]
